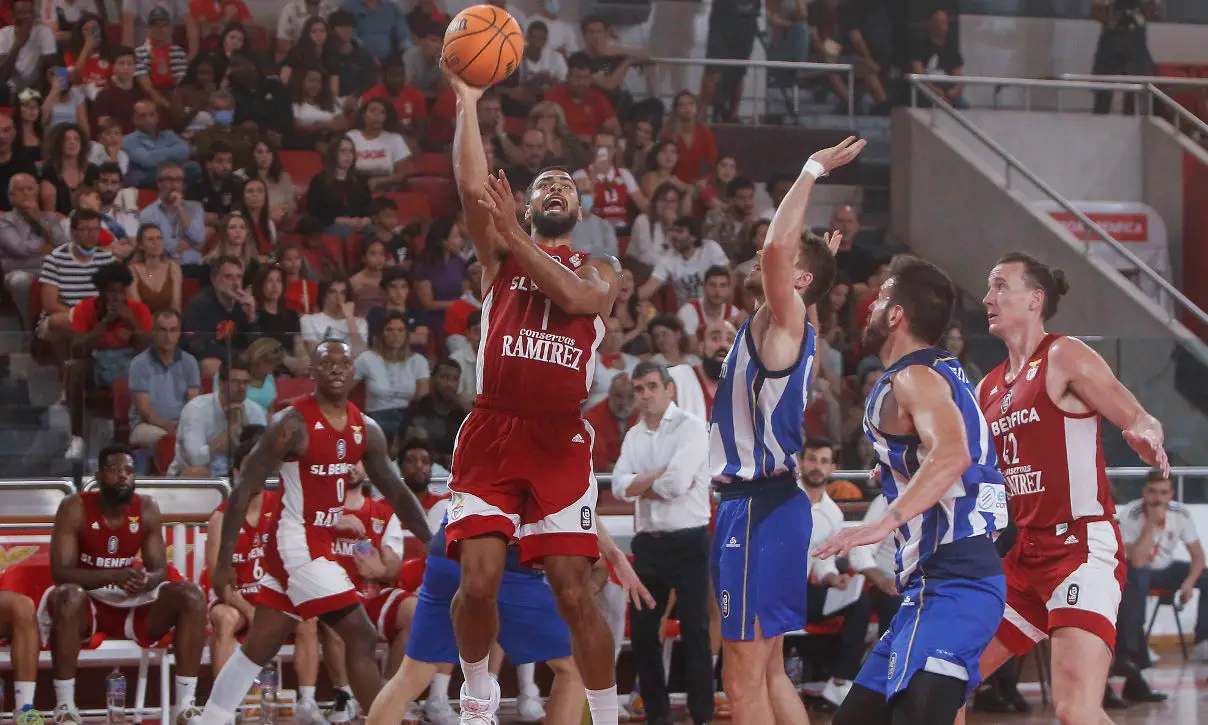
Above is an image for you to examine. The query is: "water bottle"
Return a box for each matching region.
[259,663,278,725]
[106,668,128,725]
[784,648,804,687]
[354,539,381,597]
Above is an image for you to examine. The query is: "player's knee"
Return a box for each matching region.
[545,656,577,676]
[458,570,503,603]
[211,605,243,637]
[295,617,318,638]
[50,583,88,616]
[0,592,37,625]
[550,578,594,627]
[170,581,207,614]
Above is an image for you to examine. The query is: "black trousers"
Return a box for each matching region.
[869,587,902,638]
[806,582,874,681]
[1117,561,1208,662]
[630,526,713,725]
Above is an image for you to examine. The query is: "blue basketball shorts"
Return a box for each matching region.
[404,555,572,665]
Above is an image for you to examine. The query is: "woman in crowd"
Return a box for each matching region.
[349,239,389,317]
[354,310,431,442]
[87,118,129,174]
[528,100,586,170]
[237,178,278,256]
[287,65,347,151]
[274,242,320,315]
[943,321,983,382]
[243,338,285,413]
[649,313,700,367]
[213,23,251,82]
[41,65,89,133]
[638,140,692,204]
[15,89,44,165]
[39,123,88,215]
[64,14,112,100]
[412,218,467,341]
[349,98,412,191]
[621,117,656,178]
[612,267,652,355]
[306,134,373,238]
[127,224,182,315]
[661,91,717,184]
[694,154,738,216]
[240,140,296,227]
[252,264,309,376]
[626,181,683,272]
[206,212,261,284]
[280,18,338,94]
[172,54,221,136]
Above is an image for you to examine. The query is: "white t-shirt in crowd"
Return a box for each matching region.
[347,129,411,178]
[300,311,369,344]
[354,349,431,412]
[88,142,130,175]
[0,25,56,87]
[530,14,579,55]
[293,102,339,127]
[651,240,730,308]
[1118,498,1201,571]
[520,46,568,84]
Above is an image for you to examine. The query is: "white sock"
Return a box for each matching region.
[199,648,262,725]
[299,686,316,704]
[586,685,619,725]
[516,663,536,691]
[53,679,74,709]
[175,676,198,708]
[429,674,451,702]
[459,655,492,700]
[14,682,35,711]
[336,685,353,699]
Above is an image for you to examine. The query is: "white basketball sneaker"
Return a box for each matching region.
[457,679,500,724]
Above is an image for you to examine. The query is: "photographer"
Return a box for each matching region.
[1091,0,1159,114]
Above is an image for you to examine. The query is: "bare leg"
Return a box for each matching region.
[544,656,586,724]
[954,636,1016,725]
[209,604,248,675]
[766,635,808,725]
[386,596,417,677]
[321,605,385,707]
[1050,627,1115,725]
[320,623,349,688]
[364,656,440,725]
[722,621,777,725]
[199,604,298,725]
[294,618,320,688]
[48,584,91,681]
[544,555,616,690]
[0,592,40,711]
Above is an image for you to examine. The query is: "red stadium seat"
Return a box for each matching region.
[804,618,845,636]
[154,434,176,475]
[378,191,432,222]
[0,106,12,117]
[280,151,324,189]
[246,24,270,54]
[272,377,315,412]
[112,377,130,443]
[413,152,452,178]
[104,24,122,44]
[349,380,366,410]
[136,189,158,210]
[181,277,201,307]
[404,176,456,219]
[1146,588,1189,658]
[503,116,527,137]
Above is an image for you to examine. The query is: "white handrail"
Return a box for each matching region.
[907,79,1208,329]
[1060,72,1208,89]
[907,73,1147,92]
[1145,83,1208,137]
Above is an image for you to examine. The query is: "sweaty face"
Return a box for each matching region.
[529,172,580,237]
[313,343,355,396]
[798,446,834,488]
[98,453,137,506]
[983,262,1041,337]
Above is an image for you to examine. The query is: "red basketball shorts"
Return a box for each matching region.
[446,406,599,567]
[997,517,1126,655]
[361,588,411,641]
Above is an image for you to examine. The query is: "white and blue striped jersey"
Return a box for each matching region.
[863,348,1008,586]
[709,317,816,481]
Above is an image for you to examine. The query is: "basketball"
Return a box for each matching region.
[443,4,524,88]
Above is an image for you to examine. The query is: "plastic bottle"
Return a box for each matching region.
[354,539,381,597]
[259,662,278,725]
[106,669,127,725]
[784,648,804,687]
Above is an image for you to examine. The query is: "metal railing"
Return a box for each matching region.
[1055,73,1208,139]
[906,74,1208,333]
[908,72,1149,111]
[648,57,856,125]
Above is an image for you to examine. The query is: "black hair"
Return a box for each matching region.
[672,215,700,240]
[579,14,608,33]
[70,207,103,229]
[567,51,594,73]
[98,444,135,469]
[466,309,482,328]
[995,251,1070,321]
[431,357,462,378]
[798,232,838,308]
[631,360,672,385]
[92,262,134,290]
[886,255,956,346]
[90,161,123,183]
[318,275,350,307]
[328,9,355,27]
[803,436,837,457]
[370,196,398,216]
[111,44,136,62]
[209,254,244,277]
[205,140,234,162]
[727,176,755,196]
[380,266,412,290]
[704,265,731,283]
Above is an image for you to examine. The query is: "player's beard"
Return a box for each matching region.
[531,211,578,238]
[100,482,135,506]
[743,270,764,299]
[862,308,890,358]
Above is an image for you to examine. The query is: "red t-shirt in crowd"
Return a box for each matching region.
[91,83,145,134]
[361,83,428,134]
[543,84,615,138]
[285,279,319,315]
[443,296,480,339]
[428,87,457,146]
[64,52,112,92]
[664,125,718,183]
[69,297,153,349]
[188,0,251,23]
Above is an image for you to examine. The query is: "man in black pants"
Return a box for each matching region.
[611,361,713,725]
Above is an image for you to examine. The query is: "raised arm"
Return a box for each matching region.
[361,416,432,544]
[1049,336,1169,475]
[479,171,619,317]
[444,62,505,285]
[49,495,130,589]
[816,366,971,558]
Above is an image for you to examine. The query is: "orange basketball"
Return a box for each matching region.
[443,4,524,88]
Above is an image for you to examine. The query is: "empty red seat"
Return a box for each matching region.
[136,189,158,209]
[272,377,315,411]
[413,152,452,177]
[279,151,324,189]
[405,176,457,219]
[112,377,130,443]
[377,191,432,222]
[154,434,176,475]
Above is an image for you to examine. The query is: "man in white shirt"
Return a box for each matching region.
[519,20,568,92]
[637,217,730,309]
[1118,471,1208,664]
[449,310,479,410]
[167,360,267,476]
[669,318,735,422]
[611,361,712,725]
[585,316,638,410]
[678,265,742,340]
[530,0,578,55]
[800,438,892,709]
[0,0,57,96]
[300,277,368,356]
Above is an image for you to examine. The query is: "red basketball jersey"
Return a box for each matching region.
[330,497,394,592]
[76,491,153,606]
[263,396,368,578]
[584,167,634,229]
[978,334,1114,529]
[216,490,279,597]
[478,246,606,415]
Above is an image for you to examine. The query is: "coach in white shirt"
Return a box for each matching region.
[611,361,713,725]
[1117,470,1208,663]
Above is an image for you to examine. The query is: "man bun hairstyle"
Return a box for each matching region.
[997,251,1070,321]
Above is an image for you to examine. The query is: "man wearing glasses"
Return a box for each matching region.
[139,160,206,267]
[167,358,266,476]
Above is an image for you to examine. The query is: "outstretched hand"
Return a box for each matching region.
[809,136,867,174]
[440,57,484,102]
[609,551,657,611]
[477,170,523,238]
[1123,427,1170,477]
[823,230,843,255]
